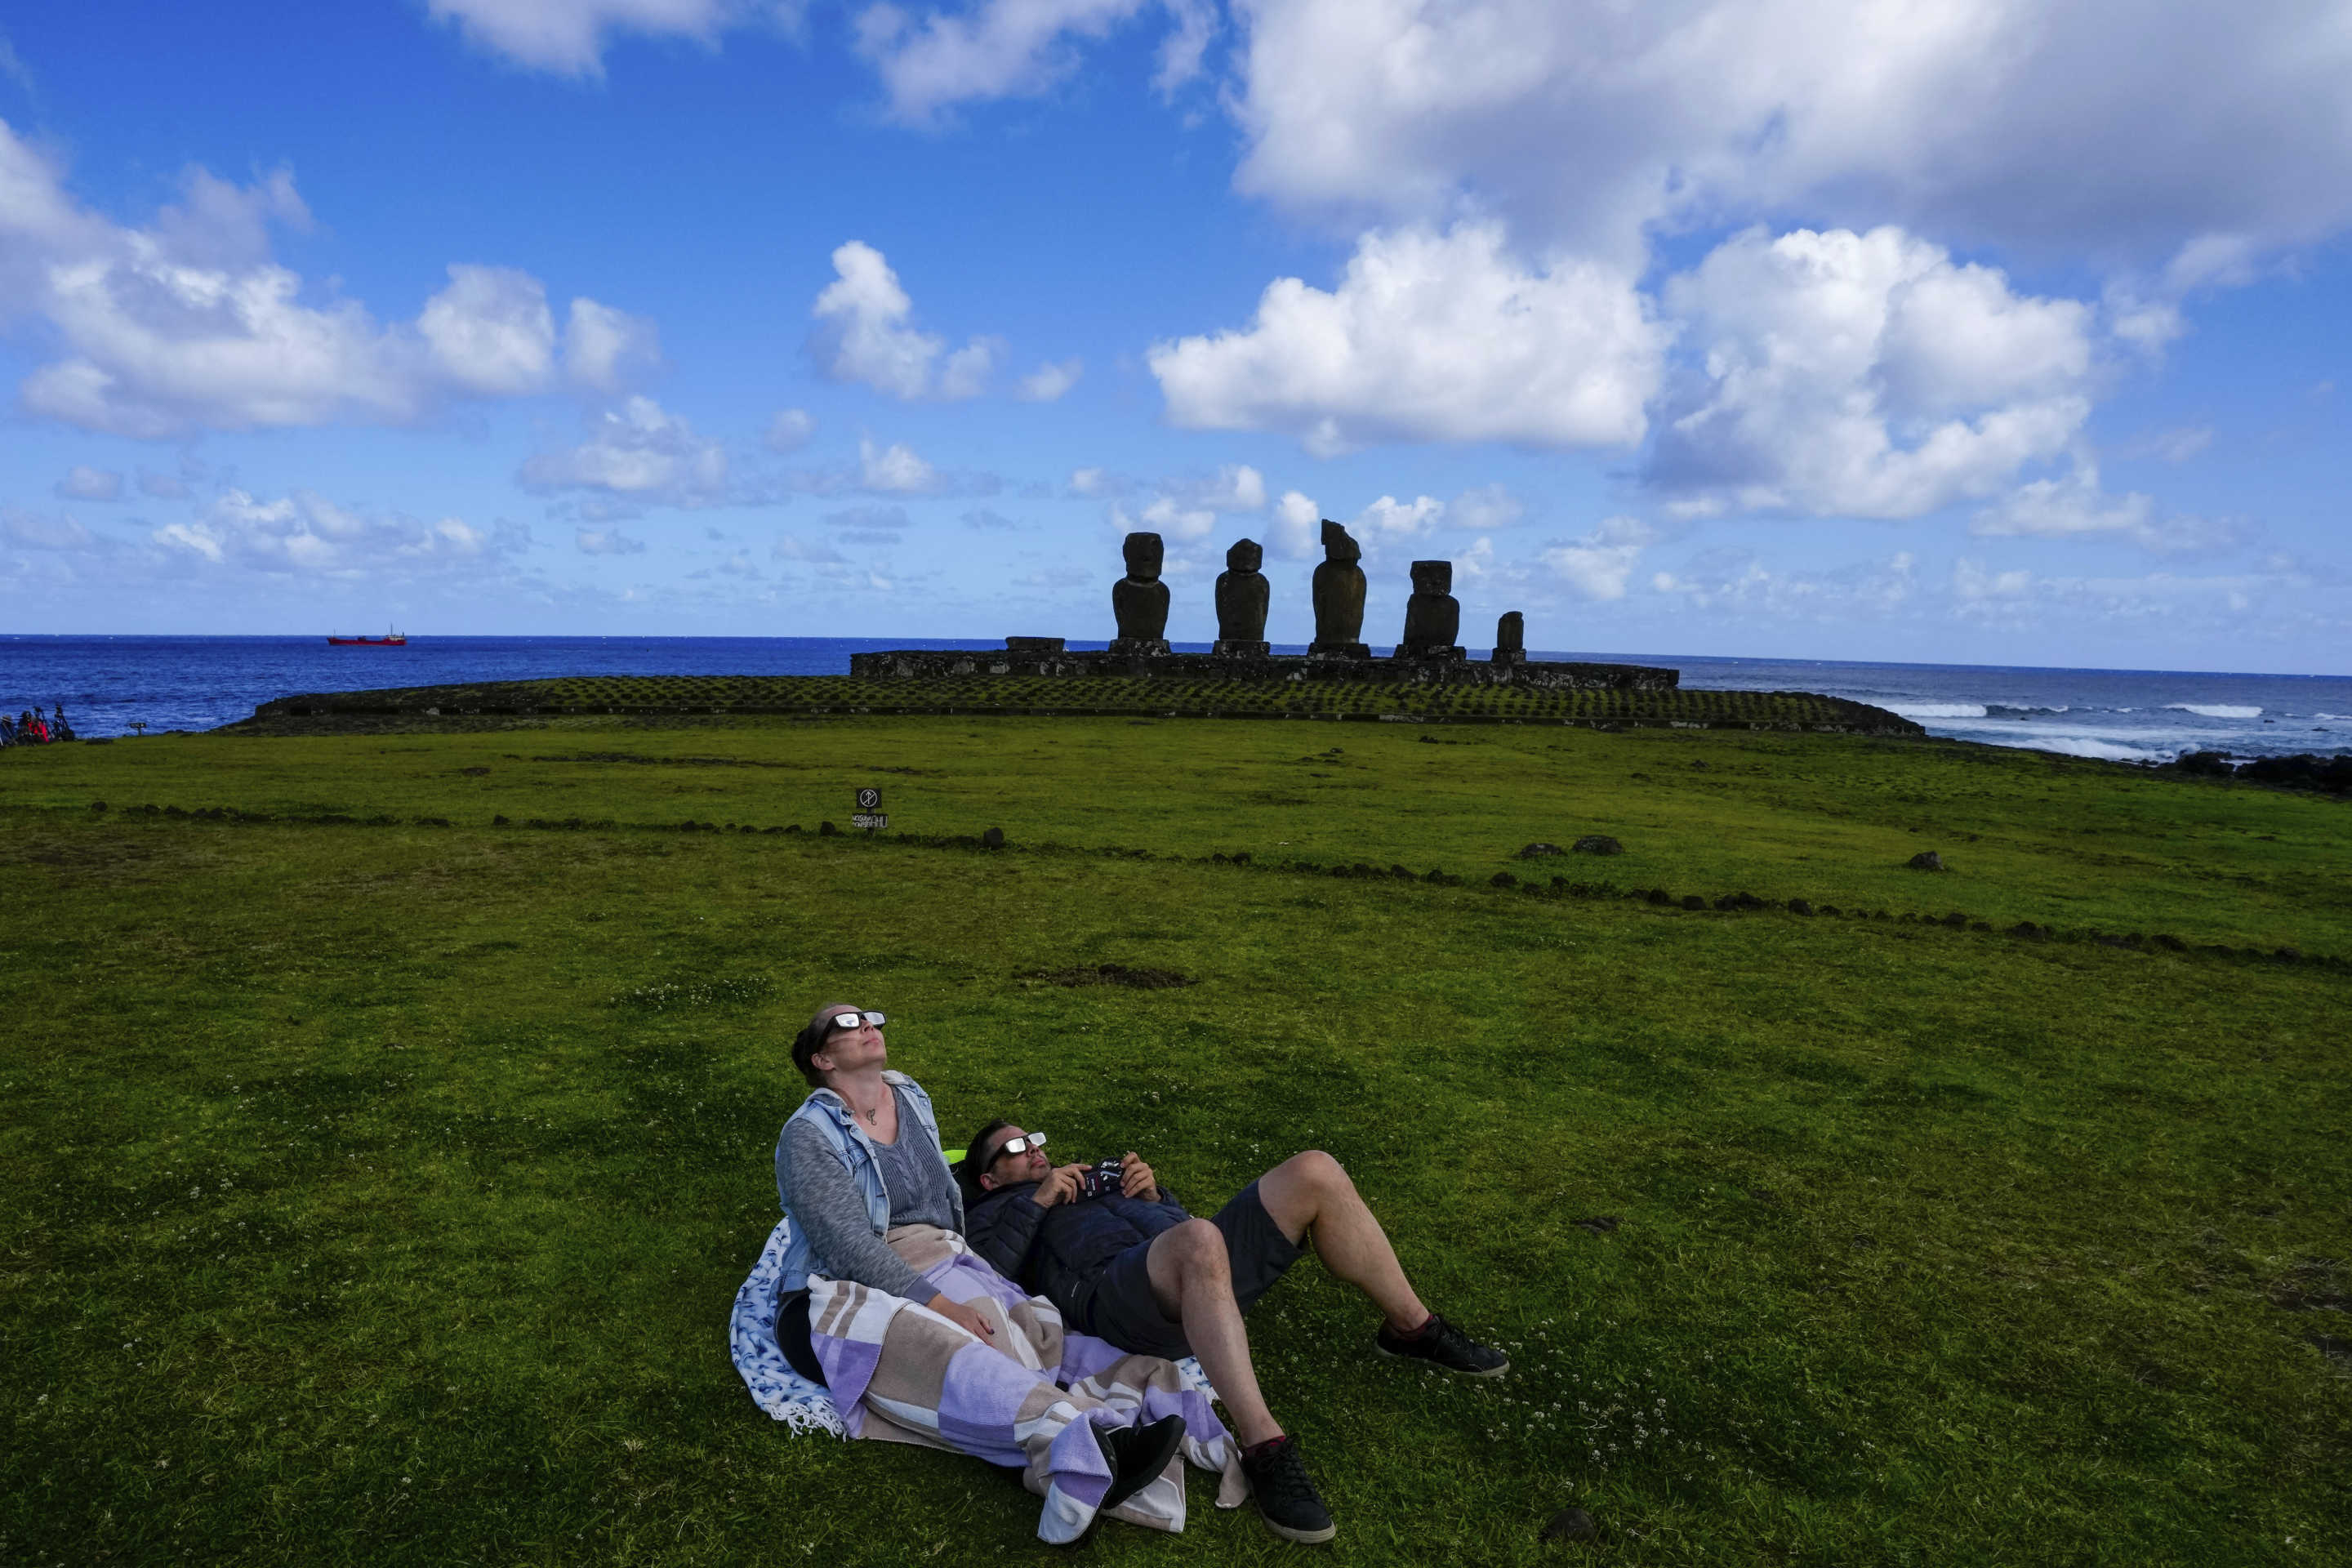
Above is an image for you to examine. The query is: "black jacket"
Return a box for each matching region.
[965,1178,1192,1313]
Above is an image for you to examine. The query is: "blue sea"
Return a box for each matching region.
[3,635,2348,765]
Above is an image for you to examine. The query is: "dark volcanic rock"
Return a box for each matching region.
[1907,850,1945,871]
[1681,894,1706,911]
[1788,898,1814,915]
[981,826,1005,849]
[1571,835,1624,856]
[1517,842,1566,858]
[1539,1507,1599,1543]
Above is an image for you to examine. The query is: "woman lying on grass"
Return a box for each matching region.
[770,1002,1238,1543]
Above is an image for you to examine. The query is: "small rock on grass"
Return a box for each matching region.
[1540,1507,1599,1544]
[1518,842,1566,858]
[1908,850,1945,871]
[1572,835,1624,855]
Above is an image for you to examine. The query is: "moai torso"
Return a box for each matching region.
[1398,559,1461,654]
[1310,521,1367,649]
[1215,539,1270,642]
[1111,532,1170,641]
[1493,611,1526,665]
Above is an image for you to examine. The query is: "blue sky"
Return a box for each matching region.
[1,0,2346,672]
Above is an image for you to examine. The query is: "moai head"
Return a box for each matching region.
[1320,519,1361,565]
[1226,538,1263,572]
[1122,531,1165,581]
[1410,560,1453,596]
[1496,611,1526,651]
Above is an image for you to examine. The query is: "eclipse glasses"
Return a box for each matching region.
[824,1010,886,1032]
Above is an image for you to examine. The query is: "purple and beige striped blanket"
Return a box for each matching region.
[806,1224,1245,1543]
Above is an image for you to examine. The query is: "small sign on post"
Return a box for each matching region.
[852,786,887,832]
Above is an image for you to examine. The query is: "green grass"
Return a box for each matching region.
[3,717,2347,1566]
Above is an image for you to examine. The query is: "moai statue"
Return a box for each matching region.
[1213,537,1272,657]
[1395,559,1465,659]
[1108,531,1171,656]
[1307,520,1369,658]
[1491,611,1527,666]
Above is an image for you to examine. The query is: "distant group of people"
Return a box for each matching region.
[0,706,74,746]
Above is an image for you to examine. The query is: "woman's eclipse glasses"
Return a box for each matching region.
[825,1010,886,1032]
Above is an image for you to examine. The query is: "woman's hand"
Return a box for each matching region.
[927,1293,996,1342]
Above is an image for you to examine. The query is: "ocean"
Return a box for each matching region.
[3,635,2348,765]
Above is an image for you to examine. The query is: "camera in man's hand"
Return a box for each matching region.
[1076,1158,1126,1199]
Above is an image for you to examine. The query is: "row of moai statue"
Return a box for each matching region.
[1109,520,1528,664]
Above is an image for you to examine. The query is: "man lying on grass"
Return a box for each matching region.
[958,1121,1508,1544]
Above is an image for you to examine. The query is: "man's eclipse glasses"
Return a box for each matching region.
[987,1131,1047,1165]
[825,1010,886,1031]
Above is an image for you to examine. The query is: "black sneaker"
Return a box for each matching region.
[1375,1312,1509,1376]
[1095,1413,1186,1513]
[1241,1435,1336,1544]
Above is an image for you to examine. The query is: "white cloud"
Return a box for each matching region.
[419,265,557,395]
[1970,461,2241,554]
[1648,226,2096,519]
[1118,496,1216,543]
[1226,0,2352,266]
[1541,516,1655,601]
[574,525,646,555]
[520,396,731,506]
[1150,223,1659,457]
[1067,466,1126,497]
[1269,488,1320,559]
[856,0,1149,123]
[425,0,748,75]
[773,532,849,564]
[564,296,660,392]
[810,240,996,400]
[149,488,512,575]
[3,506,101,551]
[1446,483,1522,532]
[56,466,122,501]
[764,408,815,452]
[1355,494,1443,538]
[1015,358,1083,402]
[0,119,647,438]
[858,435,938,493]
[1651,548,1919,620]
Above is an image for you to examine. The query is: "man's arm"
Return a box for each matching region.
[966,1185,1050,1281]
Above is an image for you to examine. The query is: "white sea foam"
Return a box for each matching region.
[2165,703,2262,719]
[2034,736,2163,762]
[1888,702,1989,718]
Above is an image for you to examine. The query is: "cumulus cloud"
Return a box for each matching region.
[1269,488,1320,558]
[1541,517,1656,601]
[519,396,732,507]
[1150,223,1659,457]
[149,488,514,574]
[574,525,646,555]
[764,408,815,452]
[811,241,996,400]
[56,466,122,501]
[3,506,102,551]
[856,0,1152,123]
[773,532,849,564]
[564,297,660,392]
[0,120,649,437]
[858,435,938,493]
[1355,494,1444,539]
[1970,461,2242,554]
[1647,226,2096,519]
[1652,548,1919,620]
[425,0,750,75]
[1225,0,2352,267]
[419,265,557,395]
[1015,358,1083,402]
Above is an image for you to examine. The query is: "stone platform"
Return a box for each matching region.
[848,644,1678,691]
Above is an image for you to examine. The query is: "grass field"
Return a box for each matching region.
[3,715,2347,1566]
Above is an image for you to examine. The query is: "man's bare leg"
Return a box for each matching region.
[1254,1150,1430,1333]
[1143,1218,1285,1446]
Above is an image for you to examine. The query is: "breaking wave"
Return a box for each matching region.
[2166,703,2262,719]
[1888,702,1989,719]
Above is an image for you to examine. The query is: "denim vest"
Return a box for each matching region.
[773,1071,951,1294]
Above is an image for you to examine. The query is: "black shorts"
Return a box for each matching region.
[1070,1181,1303,1361]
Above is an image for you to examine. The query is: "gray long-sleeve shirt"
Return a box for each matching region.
[778,1083,961,1301]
